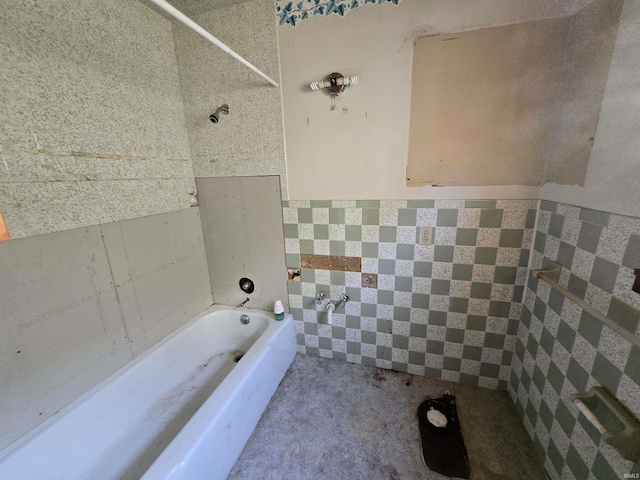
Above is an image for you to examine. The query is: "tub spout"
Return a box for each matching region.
[326,301,336,325]
[237,298,250,307]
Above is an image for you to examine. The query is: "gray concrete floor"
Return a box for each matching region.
[229,354,547,480]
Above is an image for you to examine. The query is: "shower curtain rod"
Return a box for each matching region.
[149,0,280,88]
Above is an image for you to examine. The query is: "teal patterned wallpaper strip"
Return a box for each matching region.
[277,0,402,26]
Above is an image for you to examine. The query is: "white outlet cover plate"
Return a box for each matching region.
[419,226,433,245]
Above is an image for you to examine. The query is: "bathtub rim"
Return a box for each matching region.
[141,309,295,479]
[0,303,291,463]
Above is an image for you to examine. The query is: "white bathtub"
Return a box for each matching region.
[0,305,296,480]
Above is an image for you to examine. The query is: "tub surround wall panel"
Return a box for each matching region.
[509,200,640,478]
[172,0,288,197]
[197,176,288,313]
[0,0,196,239]
[0,208,213,452]
[0,226,132,451]
[101,208,213,357]
[285,199,536,389]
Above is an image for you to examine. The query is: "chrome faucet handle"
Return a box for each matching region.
[315,292,326,305]
[337,293,349,308]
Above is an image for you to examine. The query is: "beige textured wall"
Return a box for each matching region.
[543,0,623,187]
[278,0,593,200]
[542,0,640,218]
[172,0,288,197]
[0,0,195,240]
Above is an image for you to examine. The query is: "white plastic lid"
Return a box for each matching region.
[274,300,284,314]
[427,408,448,428]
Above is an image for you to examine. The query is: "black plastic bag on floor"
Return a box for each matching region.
[417,393,470,479]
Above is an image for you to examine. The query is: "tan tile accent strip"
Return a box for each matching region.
[0,209,9,242]
[301,254,361,272]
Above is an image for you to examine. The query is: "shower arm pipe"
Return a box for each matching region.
[148,0,279,88]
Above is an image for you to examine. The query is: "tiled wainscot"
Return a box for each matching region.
[510,200,640,478]
[283,199,537,390]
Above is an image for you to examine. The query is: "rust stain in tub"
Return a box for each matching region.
[197,349,246,371]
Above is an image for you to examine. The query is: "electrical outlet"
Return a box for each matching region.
[418,226,433,245]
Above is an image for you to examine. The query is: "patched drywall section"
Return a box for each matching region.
[406,0,621,189]
[172,0,288,198]
[0,209,213,451]
[407,18,569,187]
[197,176,288,313]
[0,0,195,240]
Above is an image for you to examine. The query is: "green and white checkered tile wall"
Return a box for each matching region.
[283,199,537,390]
[510,200,640,479]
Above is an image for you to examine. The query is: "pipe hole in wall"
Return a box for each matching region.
[239,278,254,294]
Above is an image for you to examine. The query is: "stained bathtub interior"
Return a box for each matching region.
[2,0,640,479]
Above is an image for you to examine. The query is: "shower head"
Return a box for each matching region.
[209,104,229,124]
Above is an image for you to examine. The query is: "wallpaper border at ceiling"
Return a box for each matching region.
[277,0,402,26]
